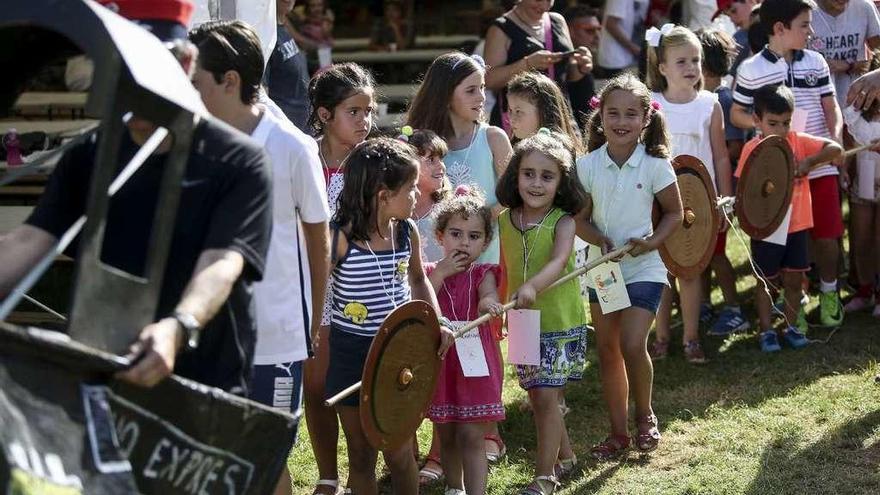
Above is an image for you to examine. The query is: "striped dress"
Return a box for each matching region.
[331,221,412,337]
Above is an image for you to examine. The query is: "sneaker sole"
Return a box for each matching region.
[707,322,750,336]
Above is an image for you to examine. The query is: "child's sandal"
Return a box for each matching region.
[553,454,577,479]
[589,434,630,461]
[518,475,559,495]
[635,414,661,452]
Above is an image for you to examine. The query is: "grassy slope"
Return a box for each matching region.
[289,231,880,494]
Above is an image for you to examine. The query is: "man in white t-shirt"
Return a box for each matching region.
[811,0,880,106]
[188,19,330,495]
[597,0,649,77]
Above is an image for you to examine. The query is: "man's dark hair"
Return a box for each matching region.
[753,84,795,117]
[759,0,817,34]
[188,20,264,105]
[564,5,602,23]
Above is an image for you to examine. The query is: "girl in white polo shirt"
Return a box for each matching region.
[575,74,683,461]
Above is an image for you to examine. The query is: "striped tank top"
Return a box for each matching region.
[331,221,413,337]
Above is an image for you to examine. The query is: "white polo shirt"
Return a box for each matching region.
[576,143,676,287]
[733,47,838,178]
[250,100,330,365]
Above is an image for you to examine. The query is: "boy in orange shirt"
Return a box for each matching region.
[736,84,843,352]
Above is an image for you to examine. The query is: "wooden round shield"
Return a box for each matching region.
[659,155,720,278]
[735,135,795,238]
[360,300,441,450]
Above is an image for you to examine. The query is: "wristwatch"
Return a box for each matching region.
[172,311,202,350]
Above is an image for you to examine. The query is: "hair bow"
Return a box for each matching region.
[538,127,551,136]
[645,23,675,48]
[397,125,414,142]
[455,184,471,196]
[589,95,601,109]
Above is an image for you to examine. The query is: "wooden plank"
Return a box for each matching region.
[14,92,88,111]
[378,84,417,103]
[333,48,447,64]
[0,119,98,136]
[334,34,478,51]
[0,206,33,233]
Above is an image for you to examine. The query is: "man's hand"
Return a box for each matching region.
[572,46,593,74]
[115,318,182,387]
[628,236,657,257]
[848,70,880,110]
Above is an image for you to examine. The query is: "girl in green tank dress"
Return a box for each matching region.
[495,130,588,495]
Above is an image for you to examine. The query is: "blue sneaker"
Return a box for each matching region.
[699,302,714,325]
[759,330,781,353]
[708,307,750,336]
[782,326,809,349]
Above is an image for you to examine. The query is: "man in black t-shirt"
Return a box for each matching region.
[0,5,272,397]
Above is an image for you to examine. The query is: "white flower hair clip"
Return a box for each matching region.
[645,23,675,48]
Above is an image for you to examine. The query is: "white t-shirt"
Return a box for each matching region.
[652,90,718,186]
[191,0,277,68]
[597,0,649,70]
[577,143,677,286]
[810,0,880,106]
[250,102,330,364]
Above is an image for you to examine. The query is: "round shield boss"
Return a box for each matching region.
[659,155,720,278]
[360,300,441,450]
[735,135,795,238]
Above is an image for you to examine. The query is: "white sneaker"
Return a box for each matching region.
[445,488,467,495]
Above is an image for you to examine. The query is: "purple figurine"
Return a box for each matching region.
[3,129,23,167]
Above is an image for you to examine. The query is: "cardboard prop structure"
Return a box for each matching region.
[0,2,295,493]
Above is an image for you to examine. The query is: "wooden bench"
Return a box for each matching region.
[12,92,88,119]
[333,48,448,64]
[333,34,479,52]
[378,84,417,104]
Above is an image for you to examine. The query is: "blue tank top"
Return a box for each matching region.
[445,122,500,263]
[331,221,413,337]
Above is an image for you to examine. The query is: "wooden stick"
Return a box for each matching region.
[842,137,880,158]
[324,242,635,407]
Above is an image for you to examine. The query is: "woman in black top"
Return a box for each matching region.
[483,0,592,129]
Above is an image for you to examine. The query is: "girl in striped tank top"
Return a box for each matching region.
[325,138,454,495]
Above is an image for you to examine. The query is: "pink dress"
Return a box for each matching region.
[427,263,506,423]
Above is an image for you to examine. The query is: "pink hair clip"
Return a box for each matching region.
[589,96,601,110]
[650,100,662,112]
[455,184,471,197]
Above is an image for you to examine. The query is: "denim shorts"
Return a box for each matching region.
[587,281,665,314]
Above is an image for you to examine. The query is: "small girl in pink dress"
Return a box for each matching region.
[426,186,504,495]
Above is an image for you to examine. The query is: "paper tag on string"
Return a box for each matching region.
[451,320,489,377]
[761,204,792,246]
[791,108,808,133]
[317,46,332,68]
[588,260,631,314]
[506,309,540,365]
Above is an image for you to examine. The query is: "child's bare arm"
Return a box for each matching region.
[796,139,844,176]
[477,270,503,317]
[731,102,755,130]
[574,194,613,253]
[710,102,734,198]
[630,182,682,257]
[408,226,455,358]
[821,94,843,144]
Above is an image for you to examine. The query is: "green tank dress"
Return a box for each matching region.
[499,207,588,389]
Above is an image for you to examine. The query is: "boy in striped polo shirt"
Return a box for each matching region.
[731,0,846,328]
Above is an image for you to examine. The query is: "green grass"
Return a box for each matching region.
[288,230,880,494]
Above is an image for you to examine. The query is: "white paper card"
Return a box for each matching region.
[762,204,792,246]
[857,152,878,200]
[318,46,333,68]
[506,309,540,365]
[588,260,631,314]
[451,321,489,377]
[791,108,808,133]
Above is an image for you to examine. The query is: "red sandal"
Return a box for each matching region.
[635,414,661,452]
[589,434,630,461]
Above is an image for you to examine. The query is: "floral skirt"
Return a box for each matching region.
[516,325,588,390]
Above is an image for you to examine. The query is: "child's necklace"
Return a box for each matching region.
[442,264,474,321]
[518,207,554,280]
[364,226,400,307]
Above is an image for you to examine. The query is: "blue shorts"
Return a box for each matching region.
[588,281,665,314]
[249,361,304,441]
[751,230,810,279]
